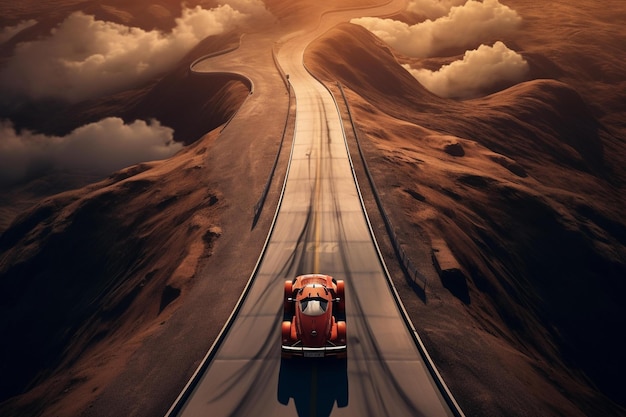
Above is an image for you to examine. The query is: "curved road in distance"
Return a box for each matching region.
[168,1,462,417]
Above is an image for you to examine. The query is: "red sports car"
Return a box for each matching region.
[281,274,347,358]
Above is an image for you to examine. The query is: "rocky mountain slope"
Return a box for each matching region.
[1,0,625,416]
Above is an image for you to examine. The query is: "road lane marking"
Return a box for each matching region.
[313,107,323,274]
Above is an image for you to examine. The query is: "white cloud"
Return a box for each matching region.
[0,19,37,44]
[0,118,182,184]
[404,41,529,98]
[220,0,274,19]
[351,0,522,58]
[0,1,273,103]
[407,0,467,20]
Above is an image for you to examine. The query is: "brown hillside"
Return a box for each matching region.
[0,31,250,233]
[0,2,287,416]
[0,132,223,416]
[306,22,626,416]
[0,0,208,32]
[2,31,248,145]
[1,1,625,416]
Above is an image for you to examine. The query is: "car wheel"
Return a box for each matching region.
[282,321,292,344]
[336,280,345,313]
[284,280,294,315]
[337,321,346,345]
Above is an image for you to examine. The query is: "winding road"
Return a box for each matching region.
[166,1,464,416]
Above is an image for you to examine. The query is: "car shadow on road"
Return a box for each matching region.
[277,357,348,417]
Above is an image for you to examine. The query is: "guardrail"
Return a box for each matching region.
[167,27,464,417]
[335,83,428,293]
[318,77,465,417]
[187,37,292,229]
[252,44,294,228]
[164,40,296,417]
[189,36,254,135]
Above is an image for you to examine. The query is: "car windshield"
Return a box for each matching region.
[299,297,328,316]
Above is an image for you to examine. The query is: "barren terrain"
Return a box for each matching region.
[1,0,625,416]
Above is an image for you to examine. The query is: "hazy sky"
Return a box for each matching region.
[352,0,528,98]
[405,41,529,99]
[0,0,532,184]
[0,0,273,184]
[0,19,36,44]
[406,0,467,20]
[0,118,182,185]
[0,0,273,103]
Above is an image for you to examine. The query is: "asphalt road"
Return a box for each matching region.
[167,7,459,415]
